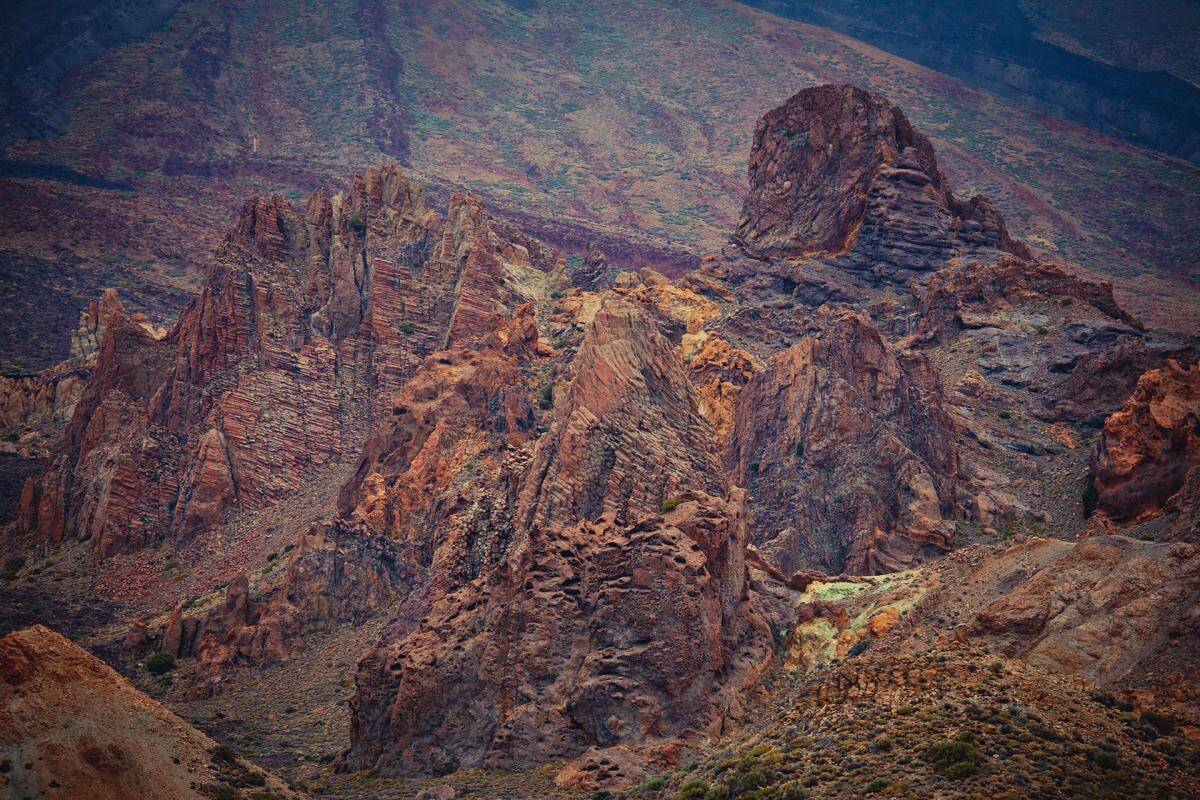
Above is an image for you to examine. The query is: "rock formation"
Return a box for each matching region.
[0,289,163,461]
[913,256,1139,343]
[1089,360,1200,525]
[16,166,566,558]
[516,296,725,532]
[734,84,1029,278]
[964,536,1200,688]
[347,490,775,778]
[727,311,958,575]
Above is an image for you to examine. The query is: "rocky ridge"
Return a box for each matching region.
[3,83,1199,797]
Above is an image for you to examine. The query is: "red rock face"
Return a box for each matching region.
[338,293,780,781]
[516,296,725,532]
[914,256,1139,342]
[346,489,774,777]
[17,166,563,558]
[727,311,958,576]
[734,84,1029,275]
[1090,360,1200,525]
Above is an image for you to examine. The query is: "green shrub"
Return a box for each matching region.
[2,555,25,581]
[200,785,239,800]
[865,778,890,793]
[636,775,667,792]
[1081,476,1099,518]
[661,498,681,513]
[539,380,555,410]
[398,321,415,335]
[1140,710,1176,736]
[349,213,367,234]
[924,733,982,779]
[145,651,176,675]
[673,779,709,800]
[1089,748,1119,770]
[209,743,239,765]
[244,771,267,787]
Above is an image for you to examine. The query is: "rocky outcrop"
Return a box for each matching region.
[734,84,1029,278]
[677,330,760,445]
[727,311,958,575]
[340,292,782,781]
[516,296,724,532]
[346,490,775,779]
[958,536,1200,690]
[17,166,564,558]
[1089,361,1200,525]
[164,520,411,696]
[0,625,304,800]
[913,256,1139,343]
[0,289,162,461]
[337,304,545,565]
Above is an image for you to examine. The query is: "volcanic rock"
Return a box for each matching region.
[734,84,1029,277]
[17,166,564,558]
[727,311,958,575]
[516,296,725,532]
[346,489,775,777]
[1089,360,1200,525]
[913,256,1139,342]
[176,520,411,695]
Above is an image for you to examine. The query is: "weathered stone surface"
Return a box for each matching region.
[965,537,1200,688]
[17,166,563,558]
[0,290,163,462]
[180,520,411,696]
[913,256,1139,343]
[677,330,760,445]
[346,490,775,777]
[727,311,958,575]
[1090,360,1200,524]
[516,296,724,532]
[735,84,1029,277]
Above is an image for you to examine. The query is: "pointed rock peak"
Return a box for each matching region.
[227,194,293,260]
[735,84,1029,269]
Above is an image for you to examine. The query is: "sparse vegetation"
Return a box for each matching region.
[673,779,710,800]
[1140,710,1176,736]
[661,498,681,513]
[200,784,239,800]
[145,651,177,675]
[1082,476,1099,518]
[2,555,25,581]
[209,743,240,766]
[923,732,983,778]
[1089,748,1119,770]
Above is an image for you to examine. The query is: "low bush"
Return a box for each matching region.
[145,651,176,675]
[924,732,982,779]
[1140,710,1176,736]
[2,555,24,581]
[673,779,709,800]
[209,744,239,765]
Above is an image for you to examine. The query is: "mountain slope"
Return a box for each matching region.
[3,0,1199,373]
